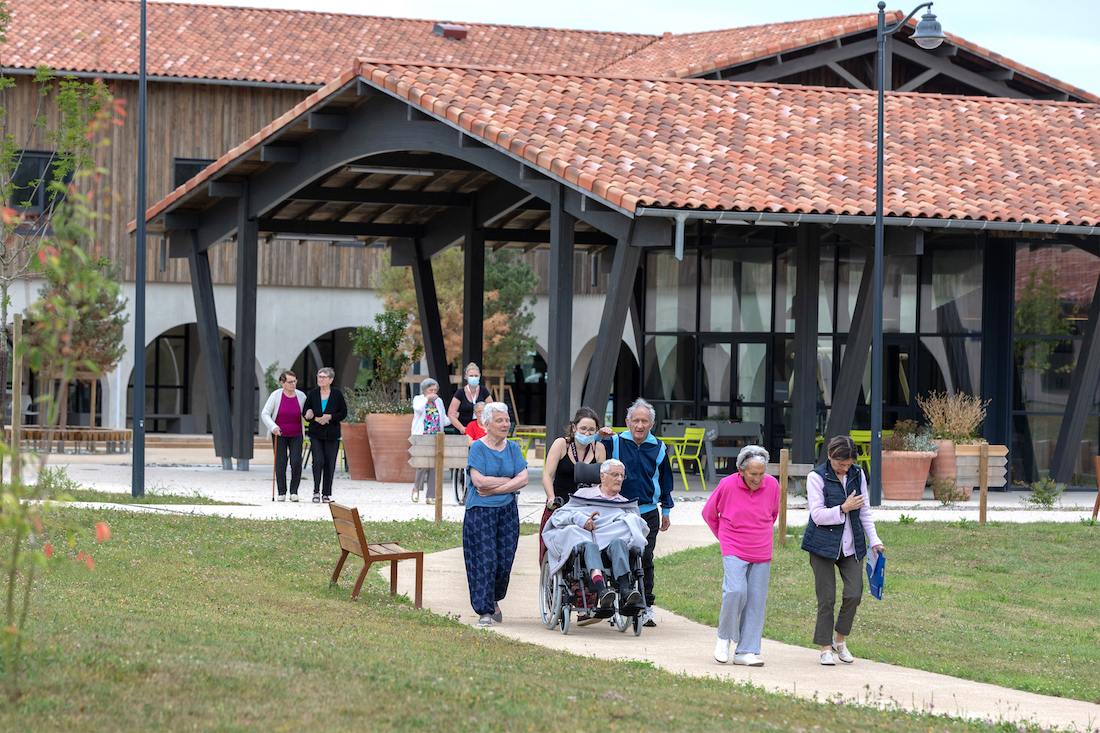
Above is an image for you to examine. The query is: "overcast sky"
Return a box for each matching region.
[168,0,1100,95]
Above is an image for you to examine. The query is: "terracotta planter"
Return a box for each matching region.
[929,439,956,482]
[341,422,376,481]
[363,413,416,483]
[880,450,935,501]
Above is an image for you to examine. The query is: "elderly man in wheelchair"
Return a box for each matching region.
[541,459,650,632]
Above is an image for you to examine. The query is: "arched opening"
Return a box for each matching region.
[287,328,359,393]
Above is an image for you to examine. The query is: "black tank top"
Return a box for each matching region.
[551,440,595,502]
[455,385,491,427]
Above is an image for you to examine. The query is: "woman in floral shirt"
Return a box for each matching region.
[411,378,452,504]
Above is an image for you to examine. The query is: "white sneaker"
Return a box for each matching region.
[820,650,836,666]
[641,607,656,627]
[289,494,299,502]
[714,638,730,663]
[832,641,854,663]
[277,494,286,502]
[733,653,764,667]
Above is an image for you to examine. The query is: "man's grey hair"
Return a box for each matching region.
[600,458,626,476]
[625,398,656,425]
[480,402,509,426]
[420,377,438,392]
[318,367,335,379]
[736,445,770,471]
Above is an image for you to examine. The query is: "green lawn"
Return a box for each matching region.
[1,509,1016,732]
[56,487,242,505]
[656,521,1100,703]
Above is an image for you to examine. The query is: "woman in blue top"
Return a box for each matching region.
[464,401,527,628]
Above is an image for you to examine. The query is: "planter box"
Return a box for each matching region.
[881,450,935,501]
[363,413,416,483]
[341,422,376,481]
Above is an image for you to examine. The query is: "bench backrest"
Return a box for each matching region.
[330,503,368,560]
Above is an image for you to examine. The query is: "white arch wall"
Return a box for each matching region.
[104,281,386,429]
[530,293,639,417]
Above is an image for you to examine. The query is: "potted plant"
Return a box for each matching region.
[340,389,376,481]
[880,420,938,501]
[916,391,990,500]
[350,309,423,484]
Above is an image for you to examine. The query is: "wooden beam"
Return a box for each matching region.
[891,43,1028,98]
[308,113,347,131]
[289,186,470,207]
[257,218,424,238]
[463,207,485,375]
[545,184,575,443]
[260,145,299,163]
[896,68,940,93]
[412,241,454,404]
[208,181,243,198]
[791,224,821,464]
[233,184,258,466]
[728,38,878,83]
[481,227,615,245]
[827,62,869,90]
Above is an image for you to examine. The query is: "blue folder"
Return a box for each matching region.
[866,550,885,600]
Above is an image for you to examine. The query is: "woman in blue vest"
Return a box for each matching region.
[802,436,884,666]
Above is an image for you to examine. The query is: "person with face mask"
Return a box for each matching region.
[448,362,492,435]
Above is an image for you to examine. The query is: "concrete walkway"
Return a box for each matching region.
[39,450,1100,730]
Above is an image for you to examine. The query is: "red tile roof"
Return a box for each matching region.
[6,0,656,84]
[135,60,1100,230]
[601,12,891,77]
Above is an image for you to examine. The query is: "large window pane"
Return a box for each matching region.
[643,335,695,402]
[1014,337,1077,412]
[920,247,983,333]
[836,246,866,333]
[700,249,771,332]
[819,245,835,333]
[646,251,697,332]
[775,248,796,333]
[884,256,918,333]
[1014,244,1099,337]
[739,342,768,404]
[700,342,731,403]
[918,336,982,397]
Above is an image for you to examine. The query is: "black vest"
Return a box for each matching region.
[801,462,867,560]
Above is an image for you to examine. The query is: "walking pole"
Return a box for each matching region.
[272,437,277,501]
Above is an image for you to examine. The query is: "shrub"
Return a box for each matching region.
[917,391,990,443]
[931,476,967,505]
[882,420,938,452]
[1022,476,1063,508]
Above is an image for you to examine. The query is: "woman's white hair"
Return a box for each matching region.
[625,398,656,425]
[480,401,509,426]
[600,458,626,475]
[736,445,770,471]
[420,377,438,392]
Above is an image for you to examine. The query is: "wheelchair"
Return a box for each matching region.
[538,543,646,636]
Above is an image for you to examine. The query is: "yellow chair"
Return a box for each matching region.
[669,427,707,492]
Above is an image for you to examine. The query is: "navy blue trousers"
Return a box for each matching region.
[462,502,520,616]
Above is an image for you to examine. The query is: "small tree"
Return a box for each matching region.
[374,247,539,373]
[349,309,423,413]
[1014,266,1074,380]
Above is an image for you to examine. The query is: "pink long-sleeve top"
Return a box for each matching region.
[806,468,883,558]
[702,472,781,563]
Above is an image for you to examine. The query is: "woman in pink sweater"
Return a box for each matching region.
[702,445,780,667]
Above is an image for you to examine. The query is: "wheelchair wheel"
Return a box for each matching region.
[453,468,467,505]
[632,612,643,636]
[539,557,561,629]
[614,610,629,633]
[559,603,571,635]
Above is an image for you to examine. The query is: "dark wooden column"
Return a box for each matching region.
[185,230,233,470]
[583,223,642,416]
[791,224,821,464]
[233,184,259,469]
[1051,241,1100,483]
[545,184,575,441]
[462,208,485,375]
[980,231,1013,448]
[822,245,877,455]
[412,240,454,404]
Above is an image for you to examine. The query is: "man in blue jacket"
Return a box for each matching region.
[598,398,674,627]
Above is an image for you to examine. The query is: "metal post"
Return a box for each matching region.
[546,184,574,442]
[871,3,887,506]
[12,313,22,484]
[131,0,148,497]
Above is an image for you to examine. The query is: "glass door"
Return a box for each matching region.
[698,336,771,445]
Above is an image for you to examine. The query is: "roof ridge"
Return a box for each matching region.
[654,10,888,41]
[354,57,1100,108]
[48,0,657,39]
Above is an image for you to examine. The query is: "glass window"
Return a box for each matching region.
[174,158,216,190]
[819,245,835,333]
[699,341,731,404]
[642,335,695,402]
[921,246,984,333]
[1014,337,1077,413]
[918,336,982,397]
[10,151,66,212]
[836,246,866,333]
[775,248,796,333]
[646,251,697,332]
[1014,244,1099,338]
[884,256,918,333]
[699,248,771,332]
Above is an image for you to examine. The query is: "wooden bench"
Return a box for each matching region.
[328,503,424,607]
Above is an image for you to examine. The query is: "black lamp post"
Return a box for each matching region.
[870,2,946,504]
[132,0,148,497]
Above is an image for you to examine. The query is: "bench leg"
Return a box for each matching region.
[414,555,423,609]
[352,560,372,600]
[330,549,349,587]
[390,560,399,598]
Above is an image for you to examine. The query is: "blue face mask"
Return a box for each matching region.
[467,376,480,387]
[574,432,597,446]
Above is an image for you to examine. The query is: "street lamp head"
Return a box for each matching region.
[911,10,947,49]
